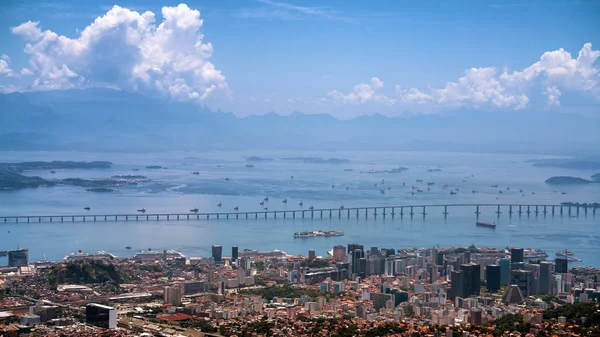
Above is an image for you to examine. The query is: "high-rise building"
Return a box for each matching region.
[555,258,568,274]
[212,245,222,263]
[460,264,481,297]
[391,289,409,306]
[470,308,482,326]
[539,261,553,294]
[351,248,364,275]
[371,292,392,310]
[8,248,29,267]
[369,246,379,257]
[86,303,117,329]
[358,258,367,278]
[164,285,183,305]
[486,265,501,293]
[511,269,534,297]
[347,243,364,255]
[333,245,346,262]
[511,248,524,265]
[308,250,316,260]
[232,246,238,262]
[499,259,510,285]
[450,270,463,300]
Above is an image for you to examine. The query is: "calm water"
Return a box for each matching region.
[0,150,599,266]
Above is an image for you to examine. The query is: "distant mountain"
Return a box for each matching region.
[0,88,598,155]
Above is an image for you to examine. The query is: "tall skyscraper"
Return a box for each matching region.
[450,270,463,300]
[351,248,364,275]
[511,248,524,264]
[555,258,568,274]
[308,250,316,260]
[486,265,501,293]
[86,304,117,329]
[460,264,481,297]
[347,243,364,255]
[333,245,346,262]
[212,245,222,263]
[499,259,510,285]
[539,261,553,294]
[232,246,238,262]
[8,248,29,267]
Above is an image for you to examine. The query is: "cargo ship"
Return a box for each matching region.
[556,249,574,257]
[294,230,344,238]
[476,222,496,229]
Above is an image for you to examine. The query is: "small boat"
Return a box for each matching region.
[234,206,239,211]
[332,185,335,189]
[450,191,457,195]
[520,189,523,193]
[344,169,353,172]
[291,176,294,179]
[416,179,423,182]
[84,207,91,211]
[191,171,199,175]
[491,184,498,188]
[380,189,385,194]
[381,179,385,184]
[417,189,424,192]
[472,190,478,193]
[309,206,314,210]
[282,199,287,203]
[190,208,198,213]
[476,222,496,229]
[125,246,132,250]
[556,249,574,256]
[562,192,567,195]
[339,205,344,210]
[264,197,269,201]
[50,170,56,174]
[217,203,222,207]
[499,190,503,194]
[245,164,254,168]
[263,207,268,210]
[531,192,536,194]
[225,178,230,181]
[260,201,264,206]
[137,208,146,213]
[427,182,434,186]
[298,201,303,206]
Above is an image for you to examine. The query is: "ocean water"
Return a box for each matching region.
[0,150,599,266]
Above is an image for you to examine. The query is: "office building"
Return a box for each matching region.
[539,261,553,294]
[8,248,29,267]
[352,248,364,275]
[486,265,501,293]
[499,259,510,285]
[511,248,524,264]
[450,270,463,300]
[555,257,568,274]
[232,246,238,262]
[470,308,482,326]
[347,243,364,255]
[460,264,481,297]
[511,269,534,297]
[86,303,117,329]
[308,250,316,260]
[212,245,222,263]
[391,289,409,306]
[371,292,392,310]
[333,245,346,262]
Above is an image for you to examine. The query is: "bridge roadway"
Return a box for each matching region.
[0,203,597,223]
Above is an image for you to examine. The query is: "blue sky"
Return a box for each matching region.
[0,0,599,118]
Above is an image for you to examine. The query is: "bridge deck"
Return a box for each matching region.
[0,203,595,223]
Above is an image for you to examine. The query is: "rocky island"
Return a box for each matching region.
[246,156,273,162]
[545,176,592,185]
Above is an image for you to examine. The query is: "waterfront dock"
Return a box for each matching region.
[0,203,596,223]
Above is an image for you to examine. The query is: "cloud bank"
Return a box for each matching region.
[327,43,600,111]
[10,4,228,100]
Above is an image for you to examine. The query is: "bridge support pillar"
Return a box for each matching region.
[329,210,332,218]
[94,216,96,222]
[365,208,368,219]
[593,207,596,215]
[496,205,501,216]
[50,217,52,223]
[311,211,314,219]
[136,215,139,221]
[320,210,323,219]
[443,206,448,217]
[227,214,230,219]
[518,205,522,216]
[543,205,547,215]
[392,207,395,217]
[475,205,480,216]
[283,212,286,219]
[509,205,513,216]
[400,207,404,217]
[293,211,296,219]
[167,215,169,220]
[535,205,539,216]
[246,213,248,219]
[383,208,386,217]
[410,206,414,218]
[40,217,42,223]
[422,206,426,217]
[552,206,555,216]
[374,208,377,217]
[347,209,350,218]
[356,209,359,218]
[255,213,258,219]
[577,207,580,216]
[265,212,267,219]
[560,206,563,216]
[568,207,571,216]
[72,216,75,222]
[115,216,118,221]
[217,214,219,219]
[61,216,64,222]
[584,206,587,216]
[187,214,190,220]
[302,211,305,219]
[527,206,531,216]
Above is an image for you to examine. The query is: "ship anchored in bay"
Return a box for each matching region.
[294,230,344,238]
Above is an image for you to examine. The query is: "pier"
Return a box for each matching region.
[0,204,596,224]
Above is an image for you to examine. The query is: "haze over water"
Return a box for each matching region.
[1,150,599,266]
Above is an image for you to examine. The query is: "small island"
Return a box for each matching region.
[545,176,592,185]
[87,188,116,193]
[145,165,163,169]
[592,173,600,182]
[427,168,442,172]
[361,167,408,174]
[281,157,350,164]
[246,156,273,162]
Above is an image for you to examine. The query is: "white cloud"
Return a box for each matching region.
[327,77,390,104]
[0,57,14,77]
[326,43,599,111]
[21,68,34,76]
[10,4,228,100]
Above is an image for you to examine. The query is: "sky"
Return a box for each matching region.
[0,0,599,118]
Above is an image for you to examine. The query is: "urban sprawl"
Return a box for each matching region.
[1,244,599,336]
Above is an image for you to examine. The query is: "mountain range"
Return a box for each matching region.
[1,88,598,155]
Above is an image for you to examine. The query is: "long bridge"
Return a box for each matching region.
[0,204,597,223]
